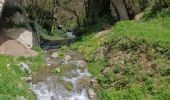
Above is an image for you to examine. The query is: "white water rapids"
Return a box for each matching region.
[30,52,95,100]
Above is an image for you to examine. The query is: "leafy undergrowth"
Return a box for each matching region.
[0,48,45,100]
[61,16,170,100]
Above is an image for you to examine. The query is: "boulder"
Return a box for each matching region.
[18,62,31,75]
[3,28,34,48]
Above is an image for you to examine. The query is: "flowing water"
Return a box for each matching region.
[30,51,95,100]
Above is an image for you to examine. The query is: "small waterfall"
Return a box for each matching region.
[31,51,94,100]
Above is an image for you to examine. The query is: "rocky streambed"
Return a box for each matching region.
[30,51,97,100]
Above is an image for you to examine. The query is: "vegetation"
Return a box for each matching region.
[1,0,170,100]
[0,48,45,100]
[61,14,170,99]
[40,29,67,41]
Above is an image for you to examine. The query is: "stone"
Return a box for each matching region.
[88,88,97,100]
[51,52,59,59]
[18,62,31,75]
[3,28,34,48]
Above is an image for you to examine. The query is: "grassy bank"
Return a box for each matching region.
[0,48,45,100]
[61,16,170,99]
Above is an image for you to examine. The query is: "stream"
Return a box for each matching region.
[30,51,96,100]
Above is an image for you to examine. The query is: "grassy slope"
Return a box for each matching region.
[0,48,45,100]
[61,16,170,100]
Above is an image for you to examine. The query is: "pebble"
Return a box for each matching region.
[51,52,59,59]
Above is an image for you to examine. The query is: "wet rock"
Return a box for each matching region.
[17,96,26,100]
[79,76,91,87]
[18,62,32,75]
[88,88,97,100]
[51,52,59,59]
[67,60,87,68]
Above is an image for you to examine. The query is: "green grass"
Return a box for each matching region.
[0,48,45,100]
[108,16,170,48]
[61,16,170,100]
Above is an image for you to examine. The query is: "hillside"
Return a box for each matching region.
[61,16,170,99]
[0,0,170,100]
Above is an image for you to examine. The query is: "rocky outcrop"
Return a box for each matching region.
[2,28,34,48]
[0,0,41,48]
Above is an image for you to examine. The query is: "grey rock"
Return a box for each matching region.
[18,62,31,75]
